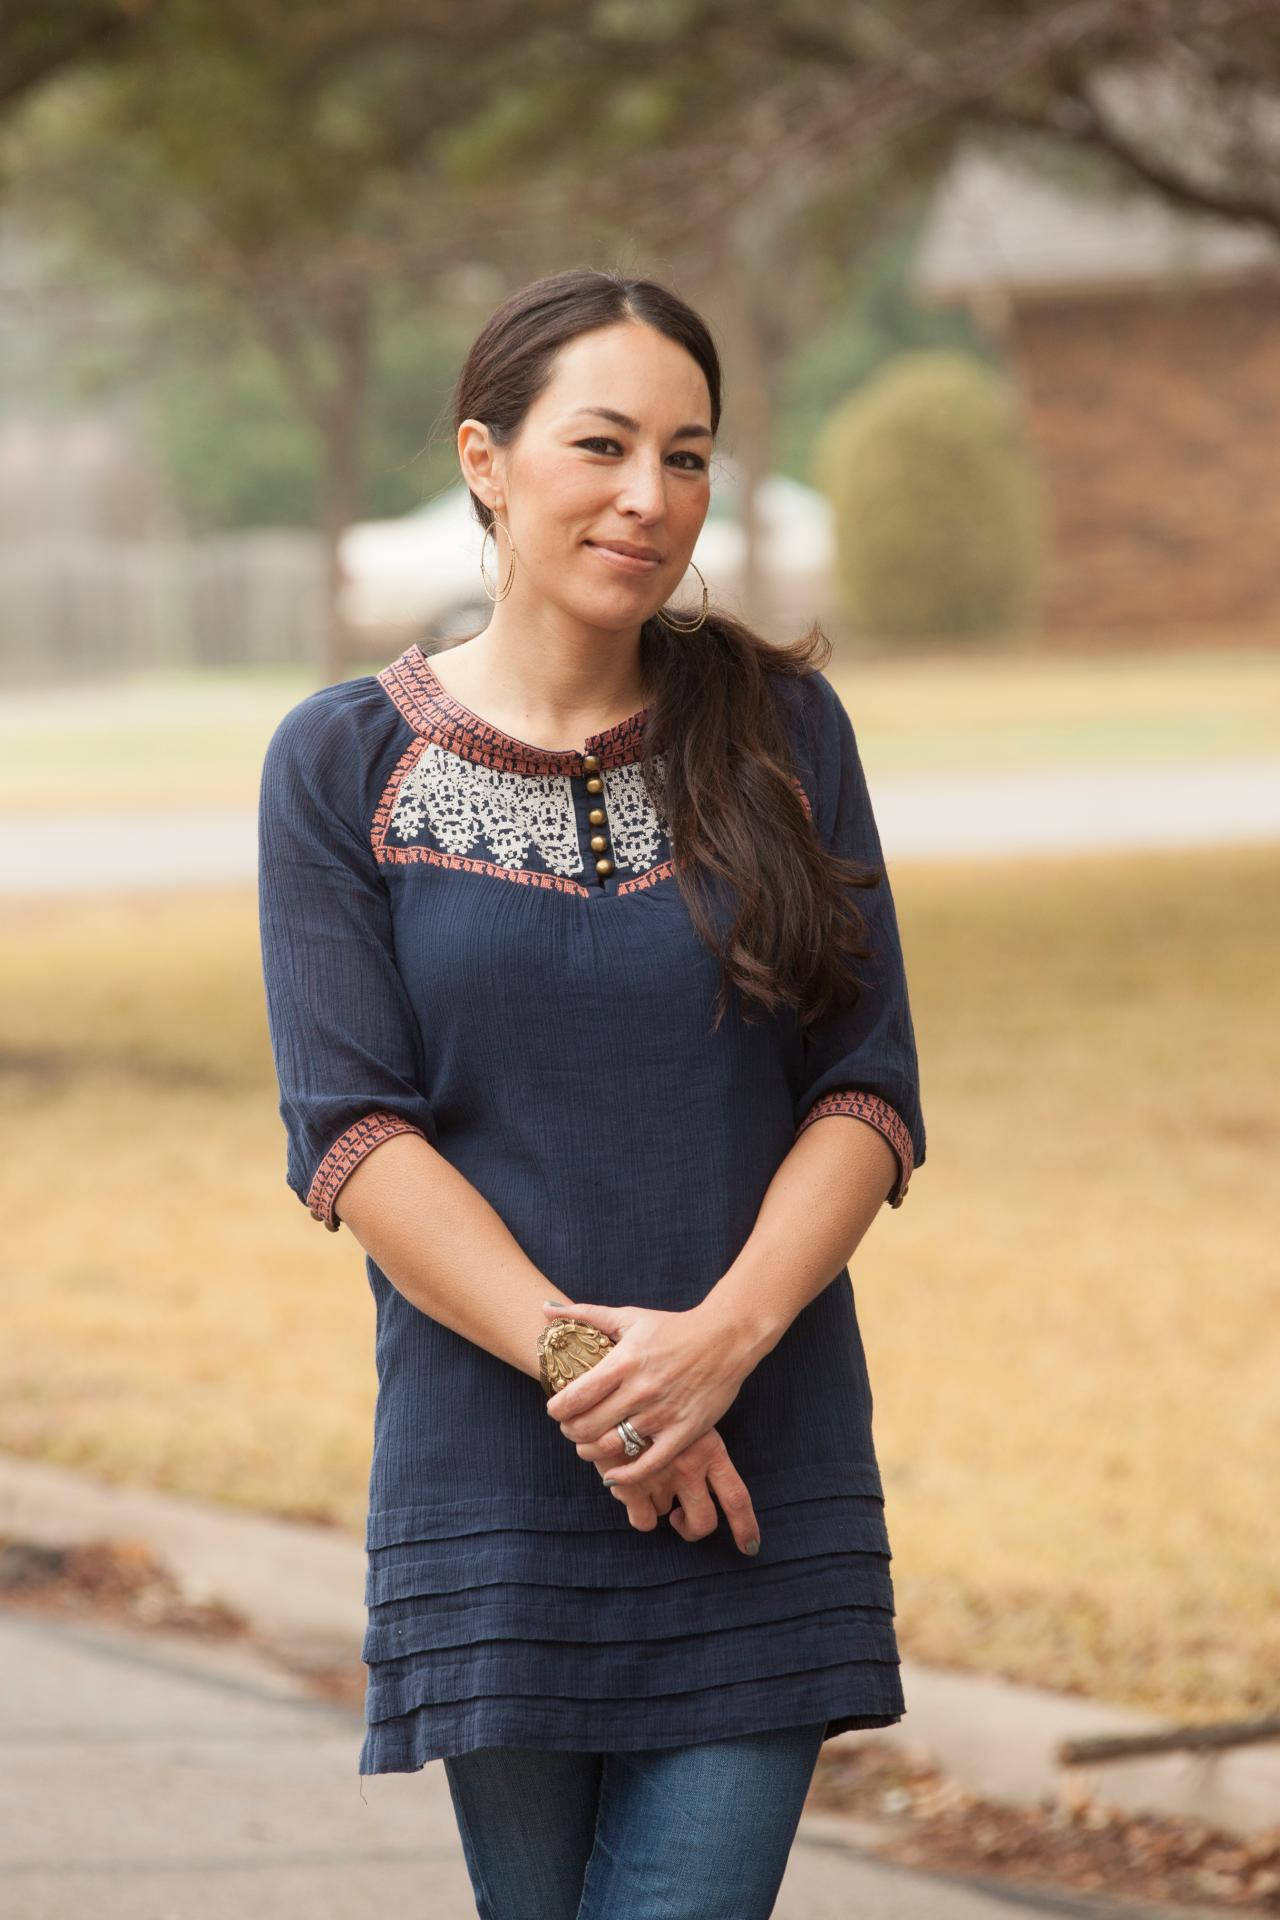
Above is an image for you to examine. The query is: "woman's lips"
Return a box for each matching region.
[585,541,660,574]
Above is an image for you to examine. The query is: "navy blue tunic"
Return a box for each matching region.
[256,643,926,1774]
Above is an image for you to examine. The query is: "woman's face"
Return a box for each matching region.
[466,320,714,636]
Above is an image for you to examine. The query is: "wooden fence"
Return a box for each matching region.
[0,531,328,686]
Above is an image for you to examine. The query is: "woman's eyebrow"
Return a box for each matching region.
[567,405,712,442]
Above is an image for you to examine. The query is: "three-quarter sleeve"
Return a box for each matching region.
[257,687,438,1231]
[790,671,926,1208]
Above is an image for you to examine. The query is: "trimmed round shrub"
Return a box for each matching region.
[813,350,1045,640]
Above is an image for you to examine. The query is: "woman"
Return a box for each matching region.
[257,267,926,1920]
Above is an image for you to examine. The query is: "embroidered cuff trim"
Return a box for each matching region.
[306,1112,429,1232]
[795,1090,914,1207]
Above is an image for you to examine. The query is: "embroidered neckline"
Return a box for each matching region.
[377,643,652,774]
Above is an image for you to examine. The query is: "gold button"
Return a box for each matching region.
[587,808,605,826]
[585,775,603,794]
[595,856,614,877]
[589,832,608,853]
[582,753,601,772]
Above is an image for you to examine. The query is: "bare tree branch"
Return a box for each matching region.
[0,1,158,116]
[976,89,1280,239]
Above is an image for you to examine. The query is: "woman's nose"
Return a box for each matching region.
[612,460,669,518]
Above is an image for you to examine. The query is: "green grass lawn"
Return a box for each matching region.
[1,640,1277,817]
[3,841,1277,1726]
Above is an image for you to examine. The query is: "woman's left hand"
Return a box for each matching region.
[541,1296,753,1488]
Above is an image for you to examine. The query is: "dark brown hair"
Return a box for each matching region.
[451,266,882,1032]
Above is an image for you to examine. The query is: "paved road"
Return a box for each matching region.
[1,1608,1186,1920]
[2,759,1278,896]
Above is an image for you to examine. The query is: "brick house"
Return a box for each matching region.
[911,142,1280,639]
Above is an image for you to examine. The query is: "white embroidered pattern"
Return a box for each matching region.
[604,758,670,873]
[388,744,584,877]
[384,742,672,879]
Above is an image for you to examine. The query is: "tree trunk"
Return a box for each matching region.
[714,257,777,633]
[317,285,372,683]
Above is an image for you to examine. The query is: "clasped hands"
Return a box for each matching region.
[541,1297,762,1557]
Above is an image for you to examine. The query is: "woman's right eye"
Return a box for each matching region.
[576,436,620,454]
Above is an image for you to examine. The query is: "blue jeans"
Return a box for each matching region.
[441,1721,829,1920]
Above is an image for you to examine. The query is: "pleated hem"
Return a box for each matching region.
[356,1465,906,1775]
[357,1659,906,1776]
[363,1493,892,1606]
[362,1552,895,1662]
[364,1604,899,1723]
[363,1459,887,1549]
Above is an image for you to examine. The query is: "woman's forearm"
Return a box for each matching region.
[332,1132,554,1382]
[331,1115,896,1398]
[695,1115,899,1376]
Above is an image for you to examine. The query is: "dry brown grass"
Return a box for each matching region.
[831,640,1280,772]
[1,841,1277,1724]
[875,842,1280,1726]
[1,888,376,1526]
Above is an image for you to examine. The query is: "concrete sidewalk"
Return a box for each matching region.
[2,1450,1277,1863]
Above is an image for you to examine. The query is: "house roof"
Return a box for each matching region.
[911,141,1279,302]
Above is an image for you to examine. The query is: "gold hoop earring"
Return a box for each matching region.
[655,558,708,632]
[480,516,517,602]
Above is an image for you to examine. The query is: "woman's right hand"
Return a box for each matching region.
[598,1426,761,1557]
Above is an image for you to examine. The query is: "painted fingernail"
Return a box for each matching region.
[744,1538,760,1555]
[602,1478,617,1488]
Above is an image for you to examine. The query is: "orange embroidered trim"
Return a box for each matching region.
[795,1090,914,1207]
[376,644,650,774]
[373,841,683,896]
[307,1111,428,1232]
[376,841,596,894]
[617,860,677,895]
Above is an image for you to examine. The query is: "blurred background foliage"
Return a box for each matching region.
[816,349,1046,639]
